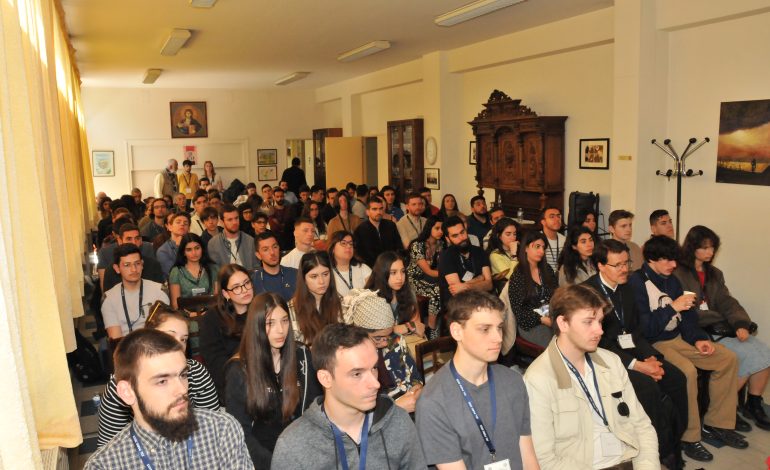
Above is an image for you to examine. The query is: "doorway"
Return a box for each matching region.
[364,137,378,188]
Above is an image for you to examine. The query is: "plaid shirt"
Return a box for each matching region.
[85,408,254,469]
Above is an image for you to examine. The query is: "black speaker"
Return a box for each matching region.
[568,191,599,227]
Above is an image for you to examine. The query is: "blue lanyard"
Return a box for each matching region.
[449,360,497,459]
[130,426,192,469]
[560,351,608,426]
[599,282,625,332]
[326,411,370,470]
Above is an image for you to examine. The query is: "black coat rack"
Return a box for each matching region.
[650,137,709,242]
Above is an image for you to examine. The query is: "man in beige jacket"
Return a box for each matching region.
[524,284,659,470]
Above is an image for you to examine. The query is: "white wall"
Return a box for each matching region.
[83,87,322,198]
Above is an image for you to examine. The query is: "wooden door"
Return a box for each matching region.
[325,137,364,190]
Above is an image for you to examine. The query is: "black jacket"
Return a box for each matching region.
[353,219,402,267]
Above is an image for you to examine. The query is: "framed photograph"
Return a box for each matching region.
[425,168,440,190]
[183,145,197,164]
[579,138,610,170]
[170,101,208,138]
[258,165,277,181]
[469,141,477,165]
[257,148,278,165]
[92,150,114,177]
[717,99,770,186]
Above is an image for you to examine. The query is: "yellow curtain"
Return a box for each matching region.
[0,0,95,458]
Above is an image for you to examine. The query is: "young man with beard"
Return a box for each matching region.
[252,231,297,301]
[207,204,258,272]
[189,190,209,236]
[438,216,492,308]
[279,179,298,205]
[524,284,659,469]
[540,206,565,273]
[608,210,644,271]
[269,187,293,250]
[85,329,253,469]
[466,195,492,241]
[396,192,426,249]
[416,290,539,470]
[320,187,338,223]
[353,197,402,267]
[271,323,426,469]
[418,187,439,218]
[140,198,169,242]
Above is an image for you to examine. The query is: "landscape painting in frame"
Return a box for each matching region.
[716,99,770,186]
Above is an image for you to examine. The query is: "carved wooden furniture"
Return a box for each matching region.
[387,119,424,202]
[469,90,567,222]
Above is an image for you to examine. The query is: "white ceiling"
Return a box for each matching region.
[62,0,612,89]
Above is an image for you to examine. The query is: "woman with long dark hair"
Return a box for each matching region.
[557,226,597,285]
[327,230,371,297]
[169,233,217,309]
[288,252,342,346]
[239,202,256,237]
[199,264,255,397]
[576,209,599,238]
[487,217,521,280]
[96,305,219,448]
[326,192,360,239]
[366,251,425,338]
[437,193,467,222]
[225,293,321,467]
[676,225,770,429]
[508,230,559,347]
[406,217,444,337]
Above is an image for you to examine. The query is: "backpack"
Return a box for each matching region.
[67,329,108,384]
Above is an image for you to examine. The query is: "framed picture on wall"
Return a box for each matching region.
[257,148,278,165]
[469,141,477,164]
[425,168,440,190]
[258,165,277,181]
[170,101,208,138]
[92,150,114,177]
[579,138,610,170]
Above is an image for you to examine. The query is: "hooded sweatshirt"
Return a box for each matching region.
[271,395,426,469]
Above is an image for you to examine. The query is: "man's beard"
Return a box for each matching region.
[137,393,199,442]
[275,199,284,206]
[455,239,471,254]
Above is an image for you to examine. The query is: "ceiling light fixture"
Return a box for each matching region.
[143,69,162,84]
[189,0,217,7]
[160,29,192,56]
[274,72,311,86]
[337,40,391,62]
[434,0,526,27]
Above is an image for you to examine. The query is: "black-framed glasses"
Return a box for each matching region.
[226,279,252,294]
[338,240,355,248]
[370,335,390,343]
[606,261,632,270]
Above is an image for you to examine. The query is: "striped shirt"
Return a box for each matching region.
[543,232,566,274]
[96,358,219,448]
[85,408,253,470]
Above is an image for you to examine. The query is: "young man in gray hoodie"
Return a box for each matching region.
[271,323,426,469]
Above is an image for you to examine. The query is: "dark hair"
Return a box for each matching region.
[246,182,257,190]
[443,215,465,234]
[643,235,680,262]
[193,189,208,201]
[327,230,360,267]
[513,230,557,298]
[680,225,721,271]
[200,206,219,221]
[486,218,521,255]
[327,187,338,195]
[214,264,251,338]
[291,157,301,166]
[609,209,634,227]
[114,329,184,388]
[254,229,279,248]
[115,218,138,236]
[311,323,371,374]
[551,284,610,336]
[222,203,238,216]
[592,239,630,266]
[558,226,596,283]
[365,251,417,324]
[294,216,314,228]
[418,187,431,194]
[469,195,485,207]
[380,185,395,194]
[182,159,193,167]
[302,200,326,234]
[298,185,310,194]
[199,177,210,184]
[366,196,383,208]
[345,182,357,192]
[539,205,561,221]
[292,252,341,346]
[310,185,324,194]
[649,209,669,226]
[173,233,214,280]
[437,194,460,220]
[356,184,369,197]
[113,243,142,266]
[144,304,189,331]
[446,290,504,326]
[576,209,598,235]
[261,184,272,191]
[414,216,443,244]
[237,293,298,422]
[252,211,269,223]
[335,191,350,209]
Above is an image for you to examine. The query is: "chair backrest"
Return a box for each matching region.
[177,294,217,314]
[414,336,457,378]
[498,280,517,355]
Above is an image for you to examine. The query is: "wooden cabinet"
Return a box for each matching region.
[387,119,424,202]
[469,90,566,221]
[312,128,342,189]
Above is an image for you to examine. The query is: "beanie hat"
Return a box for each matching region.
[341,289,395,331]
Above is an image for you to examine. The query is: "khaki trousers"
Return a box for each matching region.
[654,335,739,442]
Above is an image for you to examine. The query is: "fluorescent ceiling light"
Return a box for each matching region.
[274,72,310,86]
[143,69,162,84]
[435,0,526,27]
[190,0,217,7]
[337,40,391,62]
[160,29,192,56]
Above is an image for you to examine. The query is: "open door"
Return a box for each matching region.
[326,137,363,189]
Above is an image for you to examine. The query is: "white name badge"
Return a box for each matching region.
[191,287,207,296]
[462,271,474,282]
[485,459,511,470]
[617,333,636,349]
[185,187,192,193]
[600,433,623,457]
[699,301,710,311]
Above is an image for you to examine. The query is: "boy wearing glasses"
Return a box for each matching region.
[585,240,687,468]
[102,244,169,340]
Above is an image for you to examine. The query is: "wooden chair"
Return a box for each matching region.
[177,295,216,362]
[415,336,457,379]
[513,336,546,369]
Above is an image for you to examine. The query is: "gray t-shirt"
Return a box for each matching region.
[102,280,169,336]
[416,362,531,470]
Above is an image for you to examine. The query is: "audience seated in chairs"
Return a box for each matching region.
[207,204,258,273]
[353,196,402,267]
[487,217,521,283]
[365,251,426,339]
[280,217,316,270]
[557,225,597,286]
[327,230,371,297]
[251,230,298,302]
[540,206,565,273]
[406,217,444,338]
[326,192,361,241]
[608,209,644,271]
[287,252,342,347]
[168,233,217,309]
[396,192,427,250]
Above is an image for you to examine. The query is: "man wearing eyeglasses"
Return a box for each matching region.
[584,240,688,468]
[540,206,565,273]
[252,231,297,302]
[102,244,169,340]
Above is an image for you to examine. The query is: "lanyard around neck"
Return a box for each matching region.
[449,360,497,460]
[559,349,608,426]
[222,233,241,261]
[121,281,144,332]
[131,426,192,470]
[598,282,625,331]
[333,265,354,290]
[406,215,423,234]
[325,409,370,470]
[259,267,290,289]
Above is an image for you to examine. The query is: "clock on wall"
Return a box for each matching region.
[426,136,438,165]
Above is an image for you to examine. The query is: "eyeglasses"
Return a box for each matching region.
[605,261,632,270]
[120,260,144,270]
[226,279,252,295]
[338,240,355,248]
[370,335,390,343]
